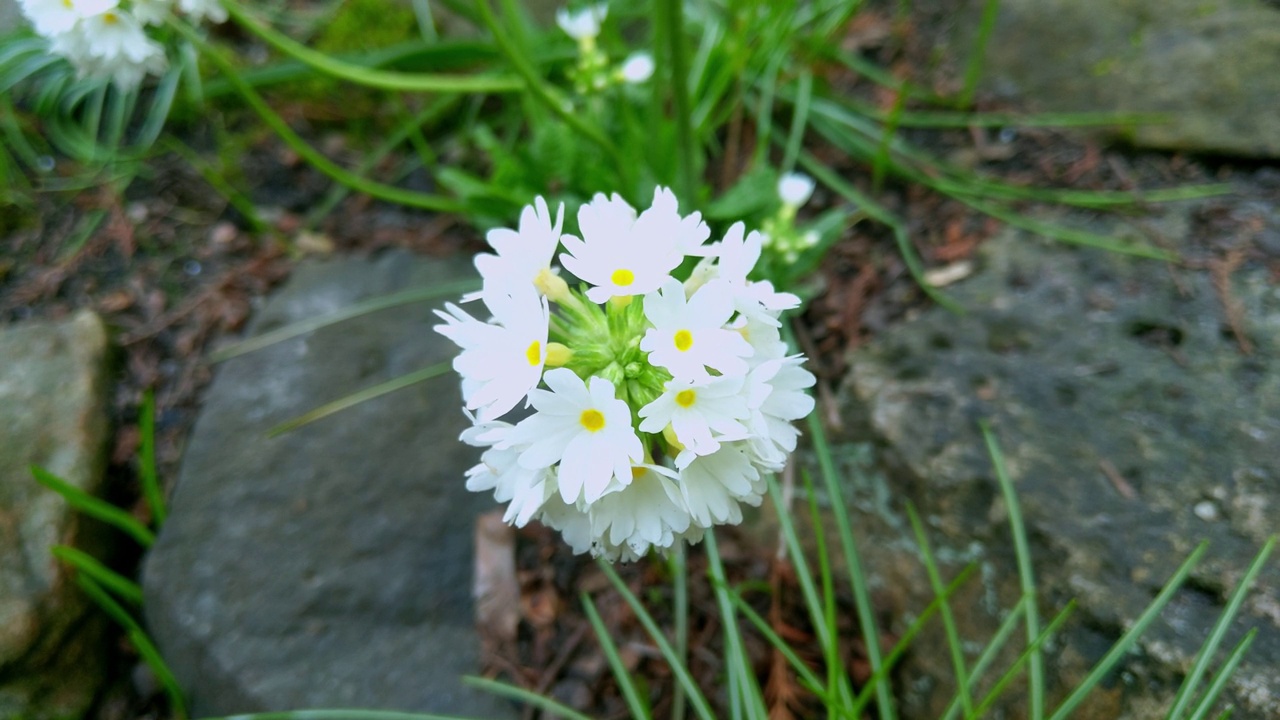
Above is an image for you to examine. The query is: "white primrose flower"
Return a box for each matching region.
[504,368,643,504]
[747,355,816,470]
[556,2,607,41]
[19,0,115,36]
[620,52,654,83]
[707,222,800,325]
[461,419,556,527]
[680,443,764,527]
[588,465,692,560]
[778,172,816,207]
[442,191,815,562]
[639,376,751,468]
[433,285,550,422]
[51,10,167,89]
[468,196,564,303]
[130,0,172,25]
[176,0,226,23]
[641,278,752,380]
[561,187,709,303]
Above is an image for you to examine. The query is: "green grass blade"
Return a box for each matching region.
[139,390,165,527]
[211,282,478,363]
[803,412,897,720]
[464,676,594,720]
[30,466,155,547]
[267,362,452,437]
[1047,541,1210,720]
[670,543,689,720]
[720,588,839,707]
[1186,629,1258,720]
[161,136,268,233]
[77,575,186,717]
[848,564,979,717]
[906,503,973,716]
[970,601,1077,719]
[705,531,769,719]
[221,0,519,93]
[202,709,477,720]
[1168,535,1276,719]
[172,23,466,215]
[596,560,717,720]
[781,69,812,175]
[52,545,144,605]
[959,0,1000,108]
[872,87,906,192]
[940,598,1028,720]
[802,467,857,710]
[582,593,651,719]
[959,194,1175,261]
[981,422,1044,720]
[796,150,961,313]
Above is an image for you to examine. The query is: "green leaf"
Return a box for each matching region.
[582,594,652,718]
[267,363,452,437]
[51,545,144,605]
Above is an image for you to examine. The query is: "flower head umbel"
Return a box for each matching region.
[436,188,816,561]
[18,0,226,89]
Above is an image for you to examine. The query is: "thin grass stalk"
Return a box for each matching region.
[968,601,1077,719]
[582,594,651,718]
[780,69,812,174]
[959,0,1001,109]
[981,422,1043,719]
[940,598,1029,720]
[464,677,594,720]
[801,468,851,713]
[471,0,625,177]
[173,23,466,214]
[52,545,144,604]
[872,87,906,193]
[1046,542,1210,720]
[31,466,156,546]
[848,564,979,717]
[1186,630,1258,720]
[596,560,717,720]
[705,531,768,719]
[222,0,520,93]
[267,362,451,437]
[1167,535,1276,719]
[906,503,973,716]
[139,390,166,527]
[661,0,698,200]
[804,412,897,720]
[721,589,842,709]
[77,575,186,717]
[671,543,689,720]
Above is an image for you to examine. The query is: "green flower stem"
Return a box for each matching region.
[471,0,624,177]
[221,0,523,94]
[173,22,466,214]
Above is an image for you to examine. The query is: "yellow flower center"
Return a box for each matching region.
[525,340,541,366]
[579,409,605,432]
[631,465,647,480]
[674,330,693,352]
[611,268,635,287]
[62,0,73,8]
[102,11,118,23]
[675,389,697,408]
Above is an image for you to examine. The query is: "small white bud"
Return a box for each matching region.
[777,172,815,207]
[620,52,654,83]
[556,3,608,41]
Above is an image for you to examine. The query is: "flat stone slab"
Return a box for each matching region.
[0,310,111,718]
[835,205,1279,717]
[143,251,513,717]
[952,0,1280,158]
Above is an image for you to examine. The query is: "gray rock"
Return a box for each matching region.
[143,251,514,717]
[832,205,1279,717]
[952,0,1280,158]
[0,310,112,719]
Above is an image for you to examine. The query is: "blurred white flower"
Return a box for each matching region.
[778,171,816,207]
[556,3,607,41]
[620,52,654,83]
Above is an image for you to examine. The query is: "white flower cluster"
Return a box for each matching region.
[435,189,816,562]
[19,0,226,89]
[556,3,653,90]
